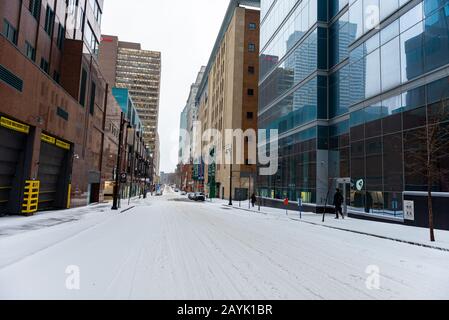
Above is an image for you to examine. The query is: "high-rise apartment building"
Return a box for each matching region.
[196,0,260,200]
[99,36,161,182]
[258,0,449,230]
[99,36,161,151]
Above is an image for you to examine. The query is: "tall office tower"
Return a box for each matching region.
[196,0,260,199]
[177,66,206,192]
[258,0,449,230]
[99,36,161,153]
[0,0,111,213]
[179,66,206,164]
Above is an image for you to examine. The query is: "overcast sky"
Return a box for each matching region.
[102,0,230,173]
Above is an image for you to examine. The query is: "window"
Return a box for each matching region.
[249,22,257,30]
[89,0,102,25]
[56,107,69,120]
[247,89,254,96]
[247,112,254,119]
[44,5,55,35]
[85,23,99,56]
[2,19,17,45]
[56,24,64,50]
[40,58,49,73]
[0,64,23,92]
[248,66,255,74]
[29,0,41,20]
[79,68,88,106]
[248,43,256,52]
[25,42,36,61]
[89,81,96,115]
[53,71,60,83]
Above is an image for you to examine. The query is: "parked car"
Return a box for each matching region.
[180,191,187,196]
[194,192,206,202]
[188,193,195,200]
[156,189,163,196]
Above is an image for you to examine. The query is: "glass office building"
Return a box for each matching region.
[258,0,449,227]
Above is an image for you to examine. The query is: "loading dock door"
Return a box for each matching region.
[0,126,27,215]
[37,141,68,211]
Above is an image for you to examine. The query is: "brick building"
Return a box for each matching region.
[0,0,117,214]
[196,0,260,200]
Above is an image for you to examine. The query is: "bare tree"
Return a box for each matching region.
[405,98,449,242]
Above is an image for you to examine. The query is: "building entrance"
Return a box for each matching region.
[336,178,351,215]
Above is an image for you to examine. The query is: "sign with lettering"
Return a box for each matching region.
[1,116,29,134]
[56,139,71,150]
[41,133,56,144]
[404,200,415,221]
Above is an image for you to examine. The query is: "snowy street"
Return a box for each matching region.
[0,188,448,300]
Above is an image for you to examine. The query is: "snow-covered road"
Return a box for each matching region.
[1,190,448,300]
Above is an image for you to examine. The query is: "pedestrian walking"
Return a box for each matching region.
[333,188,344,219]
[251,193,257,208]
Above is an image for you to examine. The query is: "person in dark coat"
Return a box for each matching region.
[251,193,257,208]
[333,188,344,219]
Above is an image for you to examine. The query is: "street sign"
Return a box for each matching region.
[356,179,364,191]
[404,200,415,221]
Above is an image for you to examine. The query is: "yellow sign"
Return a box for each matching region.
[56,139,71,150]
[0,116,29,134]
[41,133,56,144]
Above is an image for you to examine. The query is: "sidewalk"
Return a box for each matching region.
[0,196,146,238]
[205,198,449,252]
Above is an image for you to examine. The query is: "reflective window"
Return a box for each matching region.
[260,0,319,80]
[383,133,404,191]
[260,30,318,110]
[364,48,381,98]
[329,64,351,118]
[381,37,401,91]
[329,0,349,19]
[329,12,352,68]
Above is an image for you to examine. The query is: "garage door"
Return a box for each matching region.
[37,137,70,211]
[0,121,28,215]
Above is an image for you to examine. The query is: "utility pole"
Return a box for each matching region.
[248,175,251,209]
[229,162,233,206]
[129,129,136,205]
[228,146,233,206]
[112,112,125,210]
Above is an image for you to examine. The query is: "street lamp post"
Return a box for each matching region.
[226,145,233,206]
[229,161,233,206]
[112,112,125,210]
[128,129,136,205]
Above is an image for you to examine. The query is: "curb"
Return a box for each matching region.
[223,204,449,253]
[120,206,136,213]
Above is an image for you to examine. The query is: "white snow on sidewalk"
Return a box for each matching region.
[0,191,448,300]
[204,198,449,251]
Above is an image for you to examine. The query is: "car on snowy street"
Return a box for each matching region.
[193,193,205,202]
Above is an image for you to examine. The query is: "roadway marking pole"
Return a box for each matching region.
[298,198,302,219]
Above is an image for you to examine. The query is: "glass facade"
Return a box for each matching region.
[259,0,449,220]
